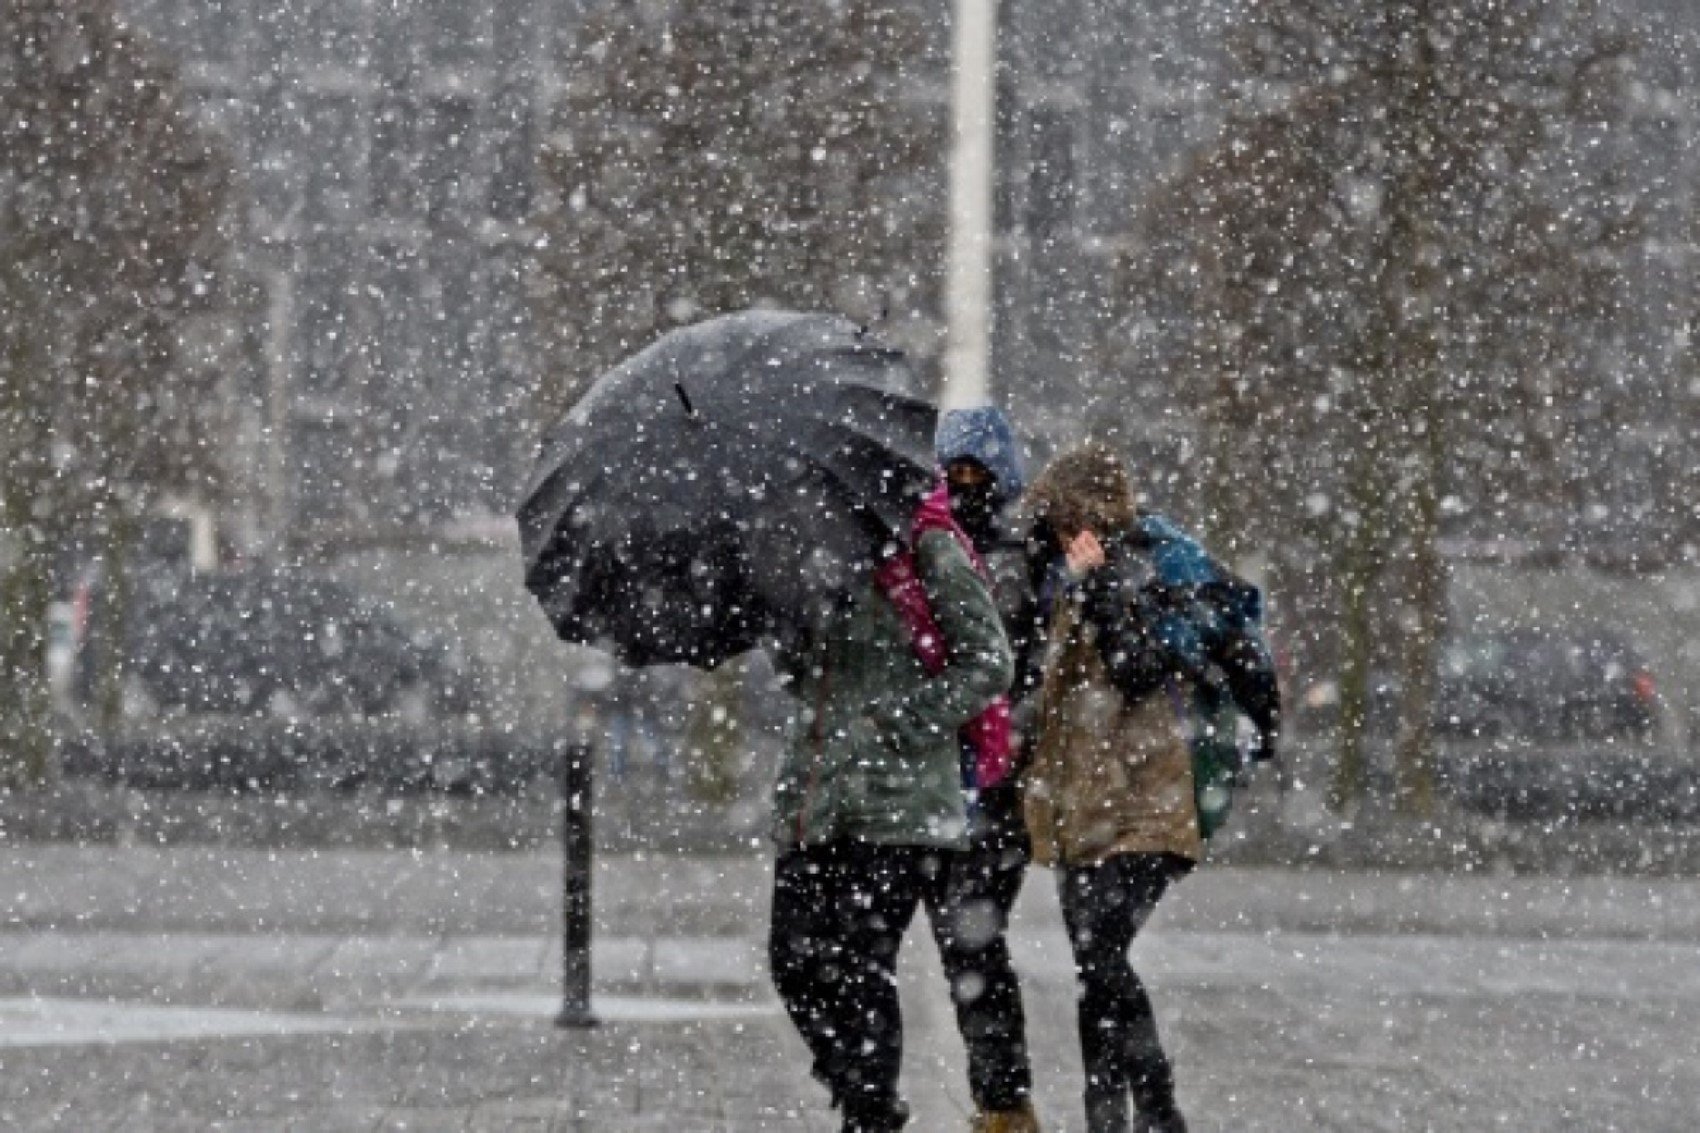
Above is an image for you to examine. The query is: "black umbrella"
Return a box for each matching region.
[517,310,938,667]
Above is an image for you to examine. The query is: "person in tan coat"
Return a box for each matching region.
[1021,444,1203,1133]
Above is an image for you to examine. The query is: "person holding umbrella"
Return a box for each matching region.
[923,406,1044,1133]
[517,311,1014,1132]
[766,460,1014,1133]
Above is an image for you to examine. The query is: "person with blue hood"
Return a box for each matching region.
[923,406,1046,1133]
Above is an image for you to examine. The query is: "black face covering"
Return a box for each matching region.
[947,480,1000,547]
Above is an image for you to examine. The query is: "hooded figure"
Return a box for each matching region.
[1023,445,1204,866]
[936,405,1028,550]
[935,406,1047,704]
[1021,443,1201,1133]
[920,407,1045,1133]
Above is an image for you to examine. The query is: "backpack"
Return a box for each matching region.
[1136,515,1281,839]
[874,484,1015,791]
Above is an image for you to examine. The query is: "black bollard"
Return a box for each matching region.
[556,739,598,1028]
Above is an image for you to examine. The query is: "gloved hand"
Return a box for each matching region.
[1247,721,1280,764]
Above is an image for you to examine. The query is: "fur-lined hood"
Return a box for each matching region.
[1026,443,1138,537]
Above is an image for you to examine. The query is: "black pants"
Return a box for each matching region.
[769,842,936,1131]
[922,833,1033,1112]
[1059,852,1193,1133]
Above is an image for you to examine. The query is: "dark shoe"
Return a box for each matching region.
[1084,1091,1129,1133]
[841,1095,910,1132]
[971,1098,1043,1132]
[1133,1109,1188,1133]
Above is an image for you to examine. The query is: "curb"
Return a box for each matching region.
[9,774,1700,876]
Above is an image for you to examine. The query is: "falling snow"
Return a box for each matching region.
[3,1,1700,1129]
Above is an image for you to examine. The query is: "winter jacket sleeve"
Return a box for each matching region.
[1214,618,1282,760]
[1079,547,1192,705]
[1004,571,1047,710]
[766,617,823,692]
[1014,521,1063,707]
[1148,572,1283,761]
[866,529,1014,751]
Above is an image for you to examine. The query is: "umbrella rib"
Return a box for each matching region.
[787,454,919,550]
[517,457,626,575]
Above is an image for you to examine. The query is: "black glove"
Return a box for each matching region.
[1246,719,1280,764]
[1079,561,1177,703]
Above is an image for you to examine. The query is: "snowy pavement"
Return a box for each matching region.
[1,847,1698,1130]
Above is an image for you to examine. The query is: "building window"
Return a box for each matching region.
[1027,108,1075,241]
[189,92,251,170]
[492,0,543,71]
[295,256,356,401]
[291,418,359,525]
[1149,108,1191,175]
[364,246,422,428]
[370,97,419,218]
[424,0,484,72]
[187,0,248,66]
[302,95,363,230]
[488,91,534,222]
[290,0,367,71]
[253,88,304,231]
[994,74,1020,233]
[422,96,478,223]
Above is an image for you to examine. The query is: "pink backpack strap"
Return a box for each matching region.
[873,551,947,673]
[873,481,1015,789]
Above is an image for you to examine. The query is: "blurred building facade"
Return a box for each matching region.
[110,0,1242,554]
[120,0,1700,565]
[118,0,561,553]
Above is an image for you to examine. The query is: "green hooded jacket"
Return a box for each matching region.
[771,529,1014,850]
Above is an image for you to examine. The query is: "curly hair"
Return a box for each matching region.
[1026,442,1138,537]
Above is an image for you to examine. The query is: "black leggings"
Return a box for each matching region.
[922,838,1033,1111]
[1059,852,1193,1130]
[769,842,932,1129]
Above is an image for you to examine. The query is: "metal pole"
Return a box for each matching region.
[943,0,1000,410]
[556,739,597,1028]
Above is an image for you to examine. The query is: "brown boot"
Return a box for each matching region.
[970,1098,1042,1133]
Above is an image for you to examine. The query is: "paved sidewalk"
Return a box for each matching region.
[16,762,1700,873]
[0,850,837,1132]
[5,848,1700,1131]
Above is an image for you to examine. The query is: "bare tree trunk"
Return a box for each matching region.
[1330,459,1385,813]
[1388,4,1444,816]
[0,272,56,788]
[0,541,54,788]
[93,506,137,738]
[1395,448,1443,816]
[1200,366,1246,561]
[1389,365,1447,816]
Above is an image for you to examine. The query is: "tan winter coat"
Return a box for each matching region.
[1022,597,1203,868]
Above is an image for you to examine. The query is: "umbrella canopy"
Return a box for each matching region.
[517,310,938,667]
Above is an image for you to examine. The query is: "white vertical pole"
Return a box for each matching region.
[943,0,998,411]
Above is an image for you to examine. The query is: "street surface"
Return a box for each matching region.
[2,846,1697,1130]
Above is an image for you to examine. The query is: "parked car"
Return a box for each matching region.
[1434,628,1658,742]
[1293,627,1660,743]
[77,567,488,723]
